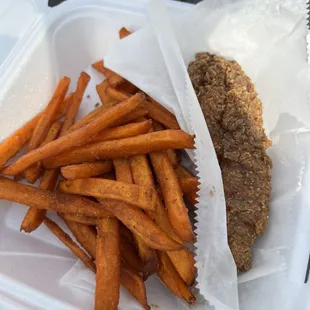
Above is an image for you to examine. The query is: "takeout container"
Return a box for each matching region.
[1,0,310,309]
[0,1,192,309]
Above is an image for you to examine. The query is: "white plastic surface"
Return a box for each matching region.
[0,1,191,309]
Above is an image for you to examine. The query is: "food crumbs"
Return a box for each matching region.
[95,102,100,108]
[209,190,214,197]
[150,304,159,308]
[87,94,90,99]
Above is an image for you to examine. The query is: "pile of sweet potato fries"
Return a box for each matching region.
[0,28,199,310]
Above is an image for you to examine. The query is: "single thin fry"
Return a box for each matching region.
[92,60,105,74]
[0,93,72,169]
[121,263,150,310]
[61,161,113,180]
[43,130,195,169]
[119,27,132,39]
[131,154,195,285]
[107,87,130,102]
[58,178,157,212]
[147,98,180,130]
[179,177,199,194]
[130,155,156,220]
[96,80,118,105]
[114,158,158,277]
[157,251,196,304]
[3,93,144,176]
[25,77,70,183]
[91,120,153,143]
[113,158,133,183]
[150,151,194,242]
[175,165,199,206]
[95,217,120,310]
[63,219,97,260]
[60,72,90,135]
[98,198,183,252]
[92,60,124,87]
[0,177,111,218]
[44,217,96,273]
[60,213,97,226]
[21,121,62,233]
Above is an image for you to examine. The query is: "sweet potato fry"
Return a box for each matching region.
[96,80,118,106]
[91,120,152,143]
[92,60,105,74]
[0,177,111,218]
[106,87,130,102]
[130,154,195,284]
[3,93,144,176]
[113,158,133,183]
[21,169,60,232]
[61,161,113,180]
[43,130,195,169]
[130,155,156,219]
[150,151,194,242]
[63,219,97,260]
[60,213,97,226]
[99,198,183,252]
[157,251,195,304]
[95,217,120,310]
[175,165,199,206]
[25,77,70,183]
[147,98,180,130]
[114,158,158,277]
[121,263,150,310]
[60,72,90,135]
[119,27,132,39]
[179,177,199,194]
[92,60,124,87]
[58,178,157,211]
[117,81,137,94]
[44,217,96,273]
[155,198,196,286]
[21,121,63,233]
[0,93,72,169]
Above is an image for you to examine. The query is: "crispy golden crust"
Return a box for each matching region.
[188,52,272,272]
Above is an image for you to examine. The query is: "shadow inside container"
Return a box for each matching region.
[0,35,18,66]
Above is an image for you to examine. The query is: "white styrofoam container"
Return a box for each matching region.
[0,1,191,309]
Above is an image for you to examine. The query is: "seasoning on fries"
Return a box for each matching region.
[43,130,194,169]
[61,161,113,180]
[2,93,144,176]
[58,178,157,211]
[0,33,197,309]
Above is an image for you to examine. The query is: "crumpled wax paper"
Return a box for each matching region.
[60,0,310,309]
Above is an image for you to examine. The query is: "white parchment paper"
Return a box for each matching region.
[60,1,310,310]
